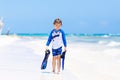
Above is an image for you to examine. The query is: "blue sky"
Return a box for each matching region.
[0,0,120,34]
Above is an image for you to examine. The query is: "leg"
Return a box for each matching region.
[57,55,61,73]
[52,56,57,72]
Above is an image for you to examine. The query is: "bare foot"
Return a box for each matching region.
[52,70,55,74]
[57,71,60,74]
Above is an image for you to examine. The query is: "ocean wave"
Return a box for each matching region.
[107,41,120,47]
[98,40,120,47]
[0,35,20,47]
[100,34,111,38]
[98,41,108,44]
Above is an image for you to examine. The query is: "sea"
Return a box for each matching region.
[5,33,120,45]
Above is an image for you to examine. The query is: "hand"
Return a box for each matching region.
[64,47,67,51]
[45,46,48,51]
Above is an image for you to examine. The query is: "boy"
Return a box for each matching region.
[46,18,67,74]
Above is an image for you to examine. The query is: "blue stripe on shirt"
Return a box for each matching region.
[60,29,67,47]
[46,30,53,46]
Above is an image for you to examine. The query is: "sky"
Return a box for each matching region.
[0,0,120,34]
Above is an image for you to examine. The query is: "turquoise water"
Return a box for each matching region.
[3,33,120,37]
[2,33,120,44]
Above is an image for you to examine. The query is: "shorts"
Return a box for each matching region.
[52,47,62,56]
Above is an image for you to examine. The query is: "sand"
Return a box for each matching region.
[0,35,120,80]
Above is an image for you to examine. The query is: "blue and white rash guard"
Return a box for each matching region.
[46,29,67,49]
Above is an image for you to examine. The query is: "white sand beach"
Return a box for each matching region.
[0,35,120,80]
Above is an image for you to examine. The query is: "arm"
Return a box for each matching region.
[61,30,67,50]
[46,31,53,47]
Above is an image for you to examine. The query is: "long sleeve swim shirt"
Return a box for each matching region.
[46,29,67,49]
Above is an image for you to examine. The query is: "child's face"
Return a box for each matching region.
[54,23,61,30]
